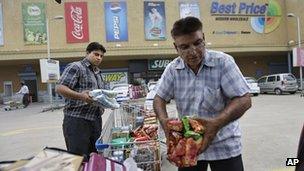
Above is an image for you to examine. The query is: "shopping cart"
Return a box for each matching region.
[3,94,24,111]
[95,103,162,171]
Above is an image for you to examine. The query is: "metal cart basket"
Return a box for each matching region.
[96,103,162,171]
[3,94,24,111]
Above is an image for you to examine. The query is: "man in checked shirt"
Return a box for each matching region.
[154,17,252,171]
[56,42,106,160]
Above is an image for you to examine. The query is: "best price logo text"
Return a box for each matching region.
[210,1,267,16]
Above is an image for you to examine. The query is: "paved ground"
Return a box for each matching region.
[0,93,303,171]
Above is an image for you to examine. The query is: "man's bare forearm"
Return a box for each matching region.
[153,95,169,129]
[215,93,252,128]
[55,85,83,100]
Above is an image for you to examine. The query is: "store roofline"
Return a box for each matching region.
[0,45,292,61]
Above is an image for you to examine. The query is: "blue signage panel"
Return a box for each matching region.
[104,1,128,42]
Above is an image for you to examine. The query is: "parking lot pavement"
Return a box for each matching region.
[0,94,303,171]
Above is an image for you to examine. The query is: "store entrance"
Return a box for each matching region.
[24,79,38,102]
[19,72,38,103]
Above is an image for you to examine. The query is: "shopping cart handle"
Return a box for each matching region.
[95,138,109,151]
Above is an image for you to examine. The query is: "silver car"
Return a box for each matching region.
[245,77,260,96]
[257,73,298,95]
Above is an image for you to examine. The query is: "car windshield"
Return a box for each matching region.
[283,74,296,81]
[245,77,256,83]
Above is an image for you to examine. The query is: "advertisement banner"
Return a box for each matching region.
[22,3,46,45]
[293,48,304,67]
[179,1,200,19]
[0,3,3,46]
[144,1,166,40]
[104,1,128,42]
[65,2,89,43]
[101,72,128,89]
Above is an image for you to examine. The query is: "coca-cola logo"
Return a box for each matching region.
[70,6,84,39]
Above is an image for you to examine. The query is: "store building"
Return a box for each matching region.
[0,0,303,102]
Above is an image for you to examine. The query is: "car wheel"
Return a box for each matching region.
[290,91,296,94]
[274,88,282,95]
[253,93,258,96]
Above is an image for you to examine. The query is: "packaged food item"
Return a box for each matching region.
[131,124,158,140]
[95,94,120,109]
[89,89,120,109]
[166,116,206,167]
[167,119,183,132]
[111,127,130,140]
[189,119,205,134]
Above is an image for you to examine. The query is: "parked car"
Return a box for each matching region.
[257,73,298,95]
[112,84,130,103]
[297,78,304,91]
[244,77,260,96]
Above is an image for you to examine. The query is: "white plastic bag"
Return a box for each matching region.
[123,157,143,171]
[89,89,120,109]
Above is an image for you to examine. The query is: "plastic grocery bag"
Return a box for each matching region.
[89,89,120,109]
[20,147,83,171]
[84,153,126,171]
[123,157,143,171]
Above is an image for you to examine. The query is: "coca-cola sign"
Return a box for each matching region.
[70,6,83,39]
[65,2,89,43]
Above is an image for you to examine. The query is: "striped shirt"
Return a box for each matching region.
[157,49,250,160]
[58,58,105,121]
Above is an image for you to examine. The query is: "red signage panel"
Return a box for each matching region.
[65,2,89,43]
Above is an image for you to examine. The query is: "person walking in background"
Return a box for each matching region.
[56,42,107,161]
[16,81,29,108]
[153,17,251,171]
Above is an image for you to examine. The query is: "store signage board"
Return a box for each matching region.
[293,48,304,67]
[148,59,172,70]
[101,71,128,89]
[39,59,60,83]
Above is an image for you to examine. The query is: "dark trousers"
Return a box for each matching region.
[178,155,244,171]
[22,94,29,107]
[62,115,102,161]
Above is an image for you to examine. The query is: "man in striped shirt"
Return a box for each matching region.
[56,42,106,160]
[154,17,252,171]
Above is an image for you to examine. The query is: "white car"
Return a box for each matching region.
[112,84,130,103]
[245,77,260,96]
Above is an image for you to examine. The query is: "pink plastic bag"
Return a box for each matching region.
[84,153,126,171]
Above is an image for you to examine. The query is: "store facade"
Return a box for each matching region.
[0,0,303,102]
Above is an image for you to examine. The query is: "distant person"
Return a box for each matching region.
[56,42,107,161]
[16,81,29,107]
